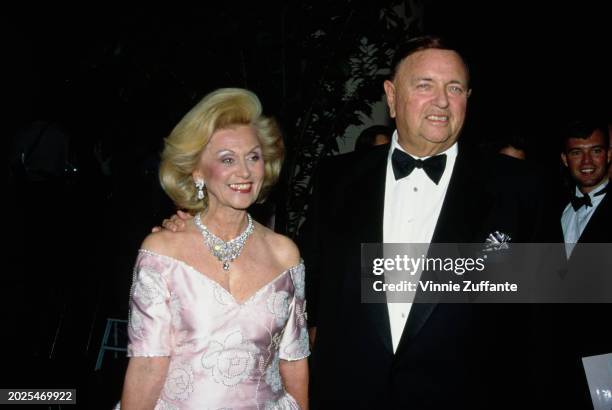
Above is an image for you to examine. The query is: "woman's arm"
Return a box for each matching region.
[280,358,309,409]
[120,357,170,410]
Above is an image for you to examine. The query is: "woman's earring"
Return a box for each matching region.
[195,179,206,200]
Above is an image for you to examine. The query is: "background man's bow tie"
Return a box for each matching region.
[570,194,592,211]
[391,148,447,184]
[570,184,608,211]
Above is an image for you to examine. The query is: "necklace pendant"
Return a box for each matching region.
[194,212,254,274]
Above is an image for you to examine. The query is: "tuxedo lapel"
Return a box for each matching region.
[432,146,487,243]
[577,193,611,243]
[351,147,393,354]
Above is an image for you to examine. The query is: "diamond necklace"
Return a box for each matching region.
[194,212,254,271]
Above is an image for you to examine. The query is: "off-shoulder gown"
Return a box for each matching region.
[121,249,310,410]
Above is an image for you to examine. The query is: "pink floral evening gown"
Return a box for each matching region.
[120,249,309,410]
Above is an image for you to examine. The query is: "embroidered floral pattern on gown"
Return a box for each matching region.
[125,250,309,410]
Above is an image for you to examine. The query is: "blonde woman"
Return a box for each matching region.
[119,88,309,409]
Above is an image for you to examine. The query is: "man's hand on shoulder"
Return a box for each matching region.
[151,210,193,233]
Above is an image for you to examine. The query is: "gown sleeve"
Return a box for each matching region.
[127,251,172,357]
[279,263,310,361]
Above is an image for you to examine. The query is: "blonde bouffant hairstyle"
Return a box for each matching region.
[159,88,284,213]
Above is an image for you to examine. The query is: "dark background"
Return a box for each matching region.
[427,1,611,156]
[3,2,610,408]
[6,3,610,161]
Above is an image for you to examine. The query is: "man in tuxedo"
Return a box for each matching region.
[540,120,612,407]
[299,36,544,409]
[560,120,611,249]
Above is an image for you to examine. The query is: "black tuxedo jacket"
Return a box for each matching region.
[574,190,612,243]
[298,144,547,409]
[536,190,612,408]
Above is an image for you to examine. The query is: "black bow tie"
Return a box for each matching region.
[570,194,592,211]
[570,184,608,211]
[391,148,447,184]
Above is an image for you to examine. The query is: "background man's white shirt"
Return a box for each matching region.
[562,179,609,258]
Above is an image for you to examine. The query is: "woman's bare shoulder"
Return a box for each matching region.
[140,227,193,259]
[257,223,301,268]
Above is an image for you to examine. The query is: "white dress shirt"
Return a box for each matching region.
[561,179,609,258]
[383,131,458,352]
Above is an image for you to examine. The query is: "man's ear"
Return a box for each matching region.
[383,80,397,118]
[466,88,472,98]
[560,152,568,167]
